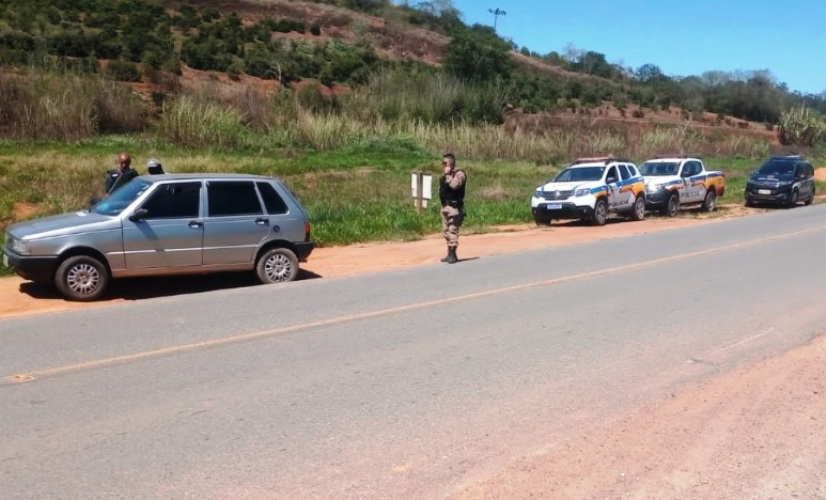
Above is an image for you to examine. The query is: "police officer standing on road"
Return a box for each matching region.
[439,153,467,264]
[104,152,139,195]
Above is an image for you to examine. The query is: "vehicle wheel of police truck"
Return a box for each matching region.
[629,195,646,221]
[664,192,680,217]
[591,198,608,226]
[256,247,299,284]
[702,190,717,212]
[55,255,110,302]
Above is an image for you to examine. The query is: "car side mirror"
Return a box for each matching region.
[128,208,148,222]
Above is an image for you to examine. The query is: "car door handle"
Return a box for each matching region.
[255,217,269,226]
[188,221,203,229]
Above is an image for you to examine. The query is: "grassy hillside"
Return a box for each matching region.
[1,0,825,267]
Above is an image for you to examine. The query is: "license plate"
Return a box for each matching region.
[758,189,771,195]
[546,203,562,210]
[2,254,8,268]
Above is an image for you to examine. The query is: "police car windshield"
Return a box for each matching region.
[758,161,795,176]
[92,179,151,216]
[640,162,679,176]
[554,166,605,182]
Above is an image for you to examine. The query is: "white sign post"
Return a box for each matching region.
[410,171,432,213]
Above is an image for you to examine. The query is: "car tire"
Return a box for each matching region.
[255,247,299,284]
[745,199,755,208]
[629,194,645,221]
[54,255,109,302]
[787,190,799,208]
[535,218,552,227]
[805,187,815,206]
[702,190,717,212]
[664,192,680,217]
[591,198,608,226]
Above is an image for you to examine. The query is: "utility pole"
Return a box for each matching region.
[488,8,506,32]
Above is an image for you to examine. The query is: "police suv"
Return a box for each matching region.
[531,156,646,226]
[638,156,726,217]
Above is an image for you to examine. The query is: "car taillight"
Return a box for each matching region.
[304,222,311,241]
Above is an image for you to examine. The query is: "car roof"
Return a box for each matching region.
[570,156,633,166]
[644,156,701,162]
[139,173,281,182]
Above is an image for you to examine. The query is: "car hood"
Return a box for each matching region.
[7,211,119,240]
[643,176,680,185]
[536,181,601,192]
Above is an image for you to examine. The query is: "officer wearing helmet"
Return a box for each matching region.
[146,158,165,175]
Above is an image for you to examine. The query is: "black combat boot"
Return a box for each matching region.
[440,248,451,262]
[447,247,457,264]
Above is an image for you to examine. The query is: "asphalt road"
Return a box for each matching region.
[3,205,826,499]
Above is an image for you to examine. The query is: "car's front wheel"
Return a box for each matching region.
[54,255,110,302]
[591,198,608,226]
[664,192,680,217]
[805,187,815,206]
[256,247,299,284]
[787,190,799,208]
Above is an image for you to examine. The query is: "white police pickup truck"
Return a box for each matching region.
[531,156,646,226]
[638,156,726,217]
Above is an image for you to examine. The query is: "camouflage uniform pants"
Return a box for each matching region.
[440,205,463,248]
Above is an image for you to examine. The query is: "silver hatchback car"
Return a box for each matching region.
[3,173,315,301]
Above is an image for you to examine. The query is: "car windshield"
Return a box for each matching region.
[758,161,795,176]
[640,162,679,176]
[553,166,605,182]
[92,179,152,216]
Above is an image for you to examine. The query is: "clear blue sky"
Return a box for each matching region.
[446,0,825,95]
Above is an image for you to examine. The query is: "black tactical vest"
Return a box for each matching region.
[439,170,466,207]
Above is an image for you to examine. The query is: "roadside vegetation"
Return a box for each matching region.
[1,0,826,279]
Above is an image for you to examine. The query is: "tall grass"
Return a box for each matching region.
[156,95,249,148]
[0,70,145,140]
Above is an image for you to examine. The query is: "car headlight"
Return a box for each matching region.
[574,188,591,197]
[533,189,545,199]
[10,237,30,255]
[647,183,666,192]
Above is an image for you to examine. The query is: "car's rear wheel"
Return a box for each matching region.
[256,247,299,284]
[55,255,109,302]
[629,194,645,221]
[591,198,607,226]
[702,190,717,212]
[664,192,680,217]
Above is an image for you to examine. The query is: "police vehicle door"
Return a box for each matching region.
[680,161,701,202]
[605,166,622,208]
[618,164,635,209]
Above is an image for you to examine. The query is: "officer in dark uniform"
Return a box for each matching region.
[104,152,139,195]
[438,153,467,264]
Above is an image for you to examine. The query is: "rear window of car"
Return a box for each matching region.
[256,182,289,215]
[207,181,263,217]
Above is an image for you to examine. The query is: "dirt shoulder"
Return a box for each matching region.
[451,333,826,499]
